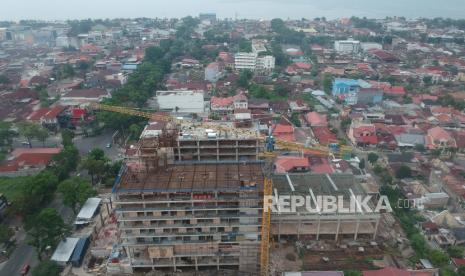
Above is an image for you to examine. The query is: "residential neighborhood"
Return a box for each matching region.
[1,5,465,276]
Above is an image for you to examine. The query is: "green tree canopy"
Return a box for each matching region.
[58,177,96,214]
[396,165,412,179]
[367,152,379,164]
[26,208,69,260]
[0,224,14,245]
[32,260,61,276]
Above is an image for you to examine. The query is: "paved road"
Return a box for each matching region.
[73,131,121,160]
[0,225,38,276]
[0,197,74,276]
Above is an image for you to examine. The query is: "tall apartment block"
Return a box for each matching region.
[113,124,265,273]
[113,162,264,273]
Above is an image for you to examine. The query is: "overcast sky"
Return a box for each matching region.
[1,0,465,21]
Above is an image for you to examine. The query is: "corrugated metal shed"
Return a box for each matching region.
[51,237,80,264]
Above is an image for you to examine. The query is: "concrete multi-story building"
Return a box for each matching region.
[234,52,257,70]
[334,39,361,53]
[113,161,264,273]
[271,173,382,241]
[256,56,275,72]
[175,124,260,162]
[234,52,275,72]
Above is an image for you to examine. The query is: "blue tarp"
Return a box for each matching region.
[70,237,90,267]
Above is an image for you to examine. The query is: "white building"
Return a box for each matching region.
[56,36,70,48]
[360,42,383,52]
[235,52,274,72]
[256,55,275,72]
[334,39,361,53]
[251,39,267,54]
[234,52,257,70]
[156,90,205,114]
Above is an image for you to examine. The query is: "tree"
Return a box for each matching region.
[359,158,366,170]
[367,153,379,164]
[322,74,333,94]
[36,128,49,147]
[61,129,74,147]
[0,122,16,148]
[414,144,426,152]
[52,145,79,181]
[13,171,59,216]
[429,249,449,267]
[32,260,61,276]
[448,245,464,258]
[58,177,96,214]
[458,266,465,276]
[0,74,10,84]
[18,122,44,148]
[26,208,69,260]
[238,69,253,88]
[80,149,109,185]
[396,165,412,179]
[0,224,13,245]
[80,158,106,185]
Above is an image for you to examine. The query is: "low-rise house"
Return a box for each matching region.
[275,156,310,173]
[362,266,436,276]
[0,148,62,176]
[59,88,110,107]
[285,62,312,75]
[272,123,295,142]
[288,100,309,113]
[210,93,247,114]
[426,126,457,150]
[312,127,338,146]
[347,123,378,146]
[305,112,327,127]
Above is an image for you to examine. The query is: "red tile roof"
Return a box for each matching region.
[363,267,432,276]
[0,148,62,172]
[275,156,310,173]
[43,106,65,119]
[312,127,337,145]
[306,112,328,127]
[453,258,465,267]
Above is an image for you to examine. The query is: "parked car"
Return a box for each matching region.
[106,143,112,148]
[20,264,30,275]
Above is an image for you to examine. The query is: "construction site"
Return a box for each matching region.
[105,112,386,275]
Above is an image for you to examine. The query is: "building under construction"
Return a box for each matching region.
[112,120,381,273]
[271,173,381,241]
[113,122,265,273]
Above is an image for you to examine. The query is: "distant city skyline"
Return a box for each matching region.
[2,0,465,21]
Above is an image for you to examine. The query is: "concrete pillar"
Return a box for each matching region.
[373,218,380,240]
[354,219,360,241]
[217,140,219,161]
[173,258,176,272]
[217,256,220,270]
[278,220,281,242]
[297,218,302,239]
[177,140,181,161]
[195,256,198,271]
[335,218,341,241]
[316,216,321,240]
[197,140,200,161]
